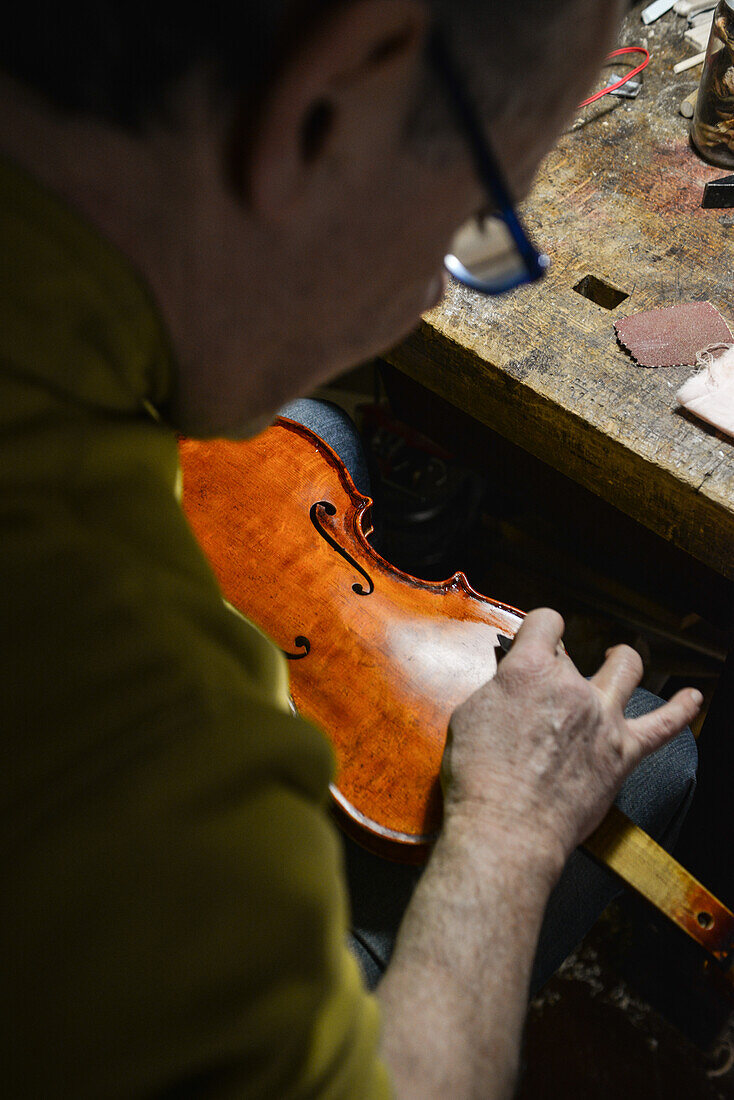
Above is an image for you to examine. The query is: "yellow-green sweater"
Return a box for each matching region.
[0,157,391,1098]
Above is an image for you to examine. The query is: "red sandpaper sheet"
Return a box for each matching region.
[614,302,733,367]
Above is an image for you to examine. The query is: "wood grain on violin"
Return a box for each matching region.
[179,418,522,861]
[178,418,734,986]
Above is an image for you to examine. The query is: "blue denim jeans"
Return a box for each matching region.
[278,398,699,995]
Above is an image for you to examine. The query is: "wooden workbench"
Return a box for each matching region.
[387,3,734,582]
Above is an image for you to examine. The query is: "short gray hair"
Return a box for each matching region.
[0,0,598,133]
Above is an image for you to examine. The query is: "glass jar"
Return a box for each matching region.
[691,0,734,169]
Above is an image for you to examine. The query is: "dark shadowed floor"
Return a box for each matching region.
[518,907,734,1100]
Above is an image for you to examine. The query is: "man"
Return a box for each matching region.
[1,2,700,1097]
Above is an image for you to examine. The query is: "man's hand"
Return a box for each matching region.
[443,608,702,868]
[379,607,701,1099]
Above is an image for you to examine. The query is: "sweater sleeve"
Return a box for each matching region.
[2,374,392,1098]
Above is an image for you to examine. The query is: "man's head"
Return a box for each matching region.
[0,0,625,436]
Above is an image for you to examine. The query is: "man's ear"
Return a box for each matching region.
[239,0,428,220]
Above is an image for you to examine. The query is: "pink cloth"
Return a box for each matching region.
[676,345,734,439]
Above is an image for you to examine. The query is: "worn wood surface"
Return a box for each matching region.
[387,4,734,581]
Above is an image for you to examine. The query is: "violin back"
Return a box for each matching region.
[179,418,523,861]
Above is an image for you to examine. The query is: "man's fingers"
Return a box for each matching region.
[626,688,703,759]
[511,608,565,656]
[590,644,644,710]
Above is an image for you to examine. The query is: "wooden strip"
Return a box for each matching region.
[674,51,706,74]
[584,805,734,976]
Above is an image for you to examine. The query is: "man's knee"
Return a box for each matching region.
[617,688,698,848]
[277,397,371,495]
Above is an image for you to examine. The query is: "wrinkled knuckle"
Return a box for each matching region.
[615,644,644,678]
[510,641,549,680]
[536,606,565,635]
[651,707,678,740]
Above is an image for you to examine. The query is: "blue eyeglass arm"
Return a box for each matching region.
[427,30,547,280]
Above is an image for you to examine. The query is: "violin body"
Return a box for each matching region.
[179,417,522,861]
[179,417,734,981]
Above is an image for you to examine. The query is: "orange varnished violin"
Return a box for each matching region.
[178,417,734,990]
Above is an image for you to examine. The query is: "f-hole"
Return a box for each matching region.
[310,501,374,596]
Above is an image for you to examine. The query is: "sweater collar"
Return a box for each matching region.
[0,155,174,415]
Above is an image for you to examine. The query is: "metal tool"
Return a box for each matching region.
[702,173,734,206]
